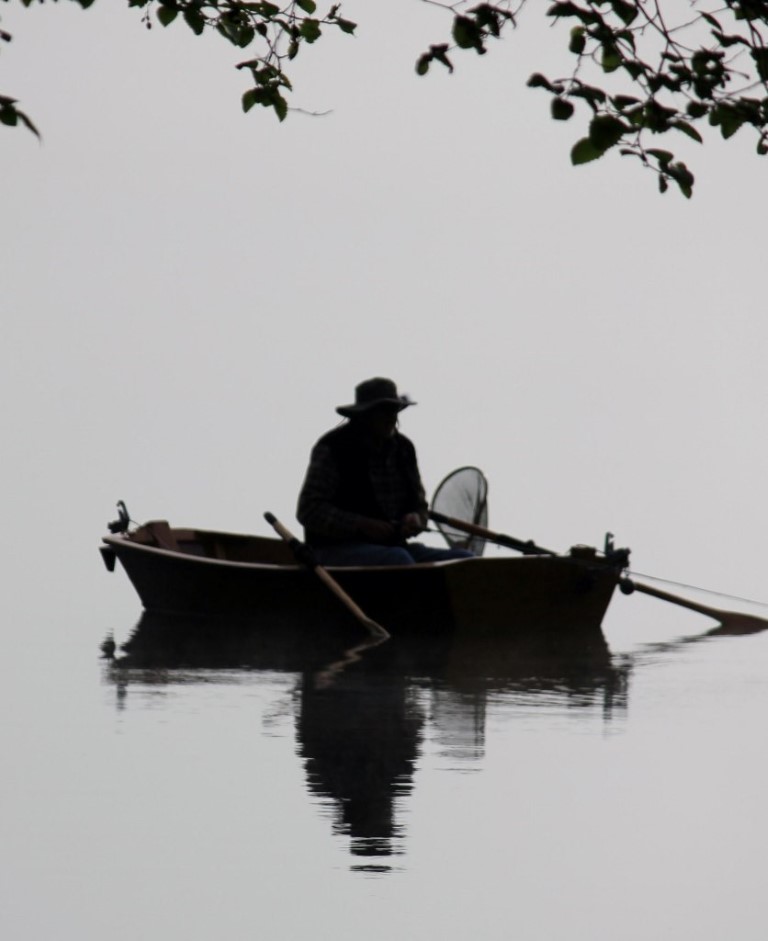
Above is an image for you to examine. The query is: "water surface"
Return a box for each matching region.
[4,601,767,941]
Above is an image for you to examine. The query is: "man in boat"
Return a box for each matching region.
[297,377,474,567]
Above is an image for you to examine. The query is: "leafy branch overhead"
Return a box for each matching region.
[4,1,768,195]
[3,0,357,126]
[418,0,768,197]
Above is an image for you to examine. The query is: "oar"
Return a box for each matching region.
[430,511,768,632]
[618,578,768,632]
[264,512,389,640]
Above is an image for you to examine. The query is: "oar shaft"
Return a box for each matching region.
[265,512,311,563]
[428,510,554,556]
[264,512,389,639]
[312,566,386,632]
[625,579,727,619]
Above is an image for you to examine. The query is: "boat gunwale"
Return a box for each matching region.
[101,532,480,575]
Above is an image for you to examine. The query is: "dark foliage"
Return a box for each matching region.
[5,1,768,195]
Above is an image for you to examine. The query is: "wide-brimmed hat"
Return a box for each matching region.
[336,377,416,418]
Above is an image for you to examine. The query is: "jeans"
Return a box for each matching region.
[313,542,474,567]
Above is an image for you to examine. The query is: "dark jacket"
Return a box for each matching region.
[297,423,427,547]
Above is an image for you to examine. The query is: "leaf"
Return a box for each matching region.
[616,28,635,52]
[751,47,768,83]
[300,19,322,43]
[710,104,744,139]
[672,119,703,143]
[738,98,762,123]
[236,25,255,48]
[551,97,575,120]
[0,105,18,127]
[571,137,603,164]
[720,117,744,139]
[601,46,621,73]
[0,96,40,136]
[271,92,288,122]
[242,89,261,113]
[588,114,626,150]
[569,26,586,55]
[336,18,356,35]
[428,44,454,73]
[416,54,430,76]
[610,1,638,26]
[686,101,708,119]
[17,110,41,139]
[296,0,317,12]
[647,148,674,166]
[157,6,178,27]
[611,95,640,110]
[643,99,677,132]
[712,30,747,48]
[758,137,768,156]
[658,174,668,193]
[668,162,694,198]
[548,3,583,18]
[183,8,205,35]
[452,16,483,52]
[479,4,507,36]
[622,60,645,81]
[623,104,644,126]
[569,83,606,105]
[527,73,556,92]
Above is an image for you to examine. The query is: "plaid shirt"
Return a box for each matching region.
[297,427,428,543]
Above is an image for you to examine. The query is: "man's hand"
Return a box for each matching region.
[400,512,425,537]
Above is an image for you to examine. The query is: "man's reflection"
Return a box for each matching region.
[107,614,632,868]
[298,666,424,865]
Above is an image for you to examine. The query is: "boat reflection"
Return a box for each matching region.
[105,612,631,869]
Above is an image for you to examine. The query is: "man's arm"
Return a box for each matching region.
[297,442,361,539]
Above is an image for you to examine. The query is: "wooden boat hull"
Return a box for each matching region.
[102,524,624,636]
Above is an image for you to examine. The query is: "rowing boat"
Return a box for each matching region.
[100,517,629,635]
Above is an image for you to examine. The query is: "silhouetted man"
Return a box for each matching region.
[297,377,473,566]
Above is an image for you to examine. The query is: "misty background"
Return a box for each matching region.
[3,6,768,941]
[2,3,765,647]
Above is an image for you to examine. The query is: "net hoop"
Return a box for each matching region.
[430,466,489,556]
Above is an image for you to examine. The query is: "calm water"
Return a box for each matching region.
[4,593,768,941]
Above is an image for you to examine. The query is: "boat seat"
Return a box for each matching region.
[144,520,179,551]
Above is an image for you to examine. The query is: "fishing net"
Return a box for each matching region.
[430,466,488,556]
